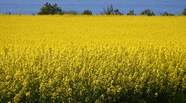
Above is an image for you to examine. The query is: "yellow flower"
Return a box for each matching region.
[26,91,30,97]
[155,92,158,97]
[117,87,122,93]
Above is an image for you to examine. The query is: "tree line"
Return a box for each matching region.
[37,2,186,16]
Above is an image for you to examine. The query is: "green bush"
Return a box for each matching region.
[82,9,92,15]
[64,10,79,15]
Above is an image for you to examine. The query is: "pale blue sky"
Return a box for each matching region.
[0,0,186,15]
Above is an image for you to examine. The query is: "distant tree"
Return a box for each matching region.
[182,8,186,15]
[140,9,155,16]
[114,9,123,15]
[82,9,92,15]
[64,10,79,15]
[5,12,11,15]
[160,11,168,16]
[127,10,136,15]
[38,2,63,15]
[161,12,175,16]
[101,4,123,15]
[101,4,114,15]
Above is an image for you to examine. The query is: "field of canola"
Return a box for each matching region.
[0,15,186,102]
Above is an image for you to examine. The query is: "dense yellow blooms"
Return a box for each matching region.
[0,15,186,102]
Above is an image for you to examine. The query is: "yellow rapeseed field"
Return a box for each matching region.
[0,15,186,102]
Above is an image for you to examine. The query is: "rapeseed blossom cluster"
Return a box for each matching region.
[0,15,186,102]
